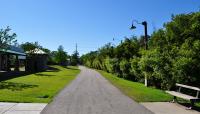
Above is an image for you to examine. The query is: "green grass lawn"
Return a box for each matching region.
[98,70,173,102]
[98,70,200,109]
[0,65,80,103]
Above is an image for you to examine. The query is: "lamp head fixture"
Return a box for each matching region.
[130,24,136,30]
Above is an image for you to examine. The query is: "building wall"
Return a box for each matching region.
[0,54,1,70]
[26,55,47,72]
[0,54,8,71]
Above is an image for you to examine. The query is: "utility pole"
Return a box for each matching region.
[75,43,78,65]
[76,43,77,54]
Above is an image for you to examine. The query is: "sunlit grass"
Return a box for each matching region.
[98,70,172,102]
[98,70,200,110]
[0,65,80,103]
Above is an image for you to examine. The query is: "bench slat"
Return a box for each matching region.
[166,91,199,100]
[176,83,200,91]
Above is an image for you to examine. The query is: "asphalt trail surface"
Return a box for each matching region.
[41,66,153,114]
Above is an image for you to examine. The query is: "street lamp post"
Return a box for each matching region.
[130,20,148,86]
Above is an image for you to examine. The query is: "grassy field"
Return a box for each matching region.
[0,65,80,103]
[98,70,173,102]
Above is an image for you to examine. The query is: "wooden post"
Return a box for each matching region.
[14,55,19,71]
[6,54,11,71]
[0,53,1,71]
[178,87,182,92]
[196,91,199,98]
[1,54,5,70]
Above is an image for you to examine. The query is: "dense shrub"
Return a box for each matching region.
[119,59,131,79]
[130,57,142,82]
[81,11,200,90]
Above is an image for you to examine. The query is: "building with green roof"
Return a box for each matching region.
[0,46,26,71]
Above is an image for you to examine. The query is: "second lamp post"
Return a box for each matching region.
[130,20,148,86]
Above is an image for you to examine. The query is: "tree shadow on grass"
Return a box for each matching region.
[34,73,55,77]
[0,71,32,82]
[0,66,60,81]
[61,66,79,70]
[0,81,38,91]
[45,66,60,72]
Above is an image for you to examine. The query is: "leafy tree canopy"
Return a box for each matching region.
[0,26,17,49]
[81,11,200,89]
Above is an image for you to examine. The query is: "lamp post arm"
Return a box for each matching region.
[132,20,142,24]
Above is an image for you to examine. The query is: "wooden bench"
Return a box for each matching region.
[166,83,200,109]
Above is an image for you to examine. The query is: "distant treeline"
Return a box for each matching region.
[80,11,200,90]
[0,26,80,66]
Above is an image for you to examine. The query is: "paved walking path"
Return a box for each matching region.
[41,66,153,114]
[141,102,200,114]
[0,102,46,114]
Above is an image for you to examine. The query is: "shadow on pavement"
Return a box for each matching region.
[179,102,200,112]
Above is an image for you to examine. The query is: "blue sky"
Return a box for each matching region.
[0,0,199,55]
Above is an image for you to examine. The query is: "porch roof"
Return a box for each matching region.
[0,49,26,56]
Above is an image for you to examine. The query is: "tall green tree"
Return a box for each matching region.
[71,50,79,66]
[0,26,17,49]
[55,45,68,65]
[20,42,42,52]
[81,11,200,89]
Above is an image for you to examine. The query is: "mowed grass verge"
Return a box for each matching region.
[0,65,80,103]
[98,70,173,102]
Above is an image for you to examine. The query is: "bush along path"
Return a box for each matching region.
[80,11,200,90]
[41,66,153,114]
